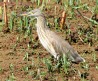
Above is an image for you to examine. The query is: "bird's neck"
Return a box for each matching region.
[36,16,47,29]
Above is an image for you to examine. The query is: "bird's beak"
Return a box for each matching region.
[20,11,33,16]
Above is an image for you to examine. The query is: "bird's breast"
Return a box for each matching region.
[36,25,50,50]
[36,25,56,54]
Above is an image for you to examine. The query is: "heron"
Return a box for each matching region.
[21,9,85,63]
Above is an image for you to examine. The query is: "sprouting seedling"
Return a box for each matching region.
[9,11,16,31]
[78,70,89,81]
[25,16,29,27]
[21,16,28,33]
[61,53,71,74]
[93,0,98,16]
[37,68,42,81]
[0,6,4,31]
[73,3,88,10]
[22,17,33,38]
[96,65,98,70]
[68,0,74,6]
[62,0,68,10]
[22,65,29,72]
[0,6,2,16]
[80,72,89,81]
[56,0,60,4]
[75,0,81,6]
[92,52,97,62]
[0,66,3,73]
[16,0,18,9]
[81,62,89,71]
[54,6,59,30]
[54,17,60,31]
[27,43,30,49]
[23,52,29,61]
[9,63,14,72]
[13,36,20,51]
[18,17,23,32]
[9,14,13,31]
[36,0,41,6]
[32,57,35,66]
[54,59,61,70]
[6,73,16,81]
[26,26,32,36]
[83,16,98,25]
[43,58,53,72]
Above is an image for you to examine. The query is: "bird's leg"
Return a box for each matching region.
[55,54,60,60]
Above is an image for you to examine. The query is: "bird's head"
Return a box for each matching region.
[20,9,43,17]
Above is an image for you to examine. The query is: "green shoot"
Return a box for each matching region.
[61,53,71,74]
[6,73,16,81]
[0,66,3,73]
[92,52,97,62]
[23,52,29,61]
[9,11,16,31]
[9,63,14,72]
[43,58,53,72]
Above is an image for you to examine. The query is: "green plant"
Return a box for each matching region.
[61,54,71,74]
[43,58,53,72]
[81,63,89,71]
[54,18,59,30]
[96,65,98,70]
[6,73,16,81]
[22,65,29,72]
[23,52,29,61]
[9,63,14,72]
[9,11,16,31]
[0,66,3,73]
[92,52,97,62]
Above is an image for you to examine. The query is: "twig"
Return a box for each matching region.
[83,16,98,25]
[76,9,98,25]
[78,35,84,43]
[3,0,8,27]
[76,9,90,25]
[60,10,66,29]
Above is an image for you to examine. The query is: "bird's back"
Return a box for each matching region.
[45,28,85,63]
[35,13,85,63]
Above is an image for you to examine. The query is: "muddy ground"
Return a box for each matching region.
[0,0,98,81]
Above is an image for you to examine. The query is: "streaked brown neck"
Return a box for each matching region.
[36,15,47,29]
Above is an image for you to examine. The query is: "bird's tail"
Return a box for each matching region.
[68,50,85,63]
[71,55,85,63]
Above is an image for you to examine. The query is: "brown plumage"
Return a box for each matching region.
[21,9,85,63]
